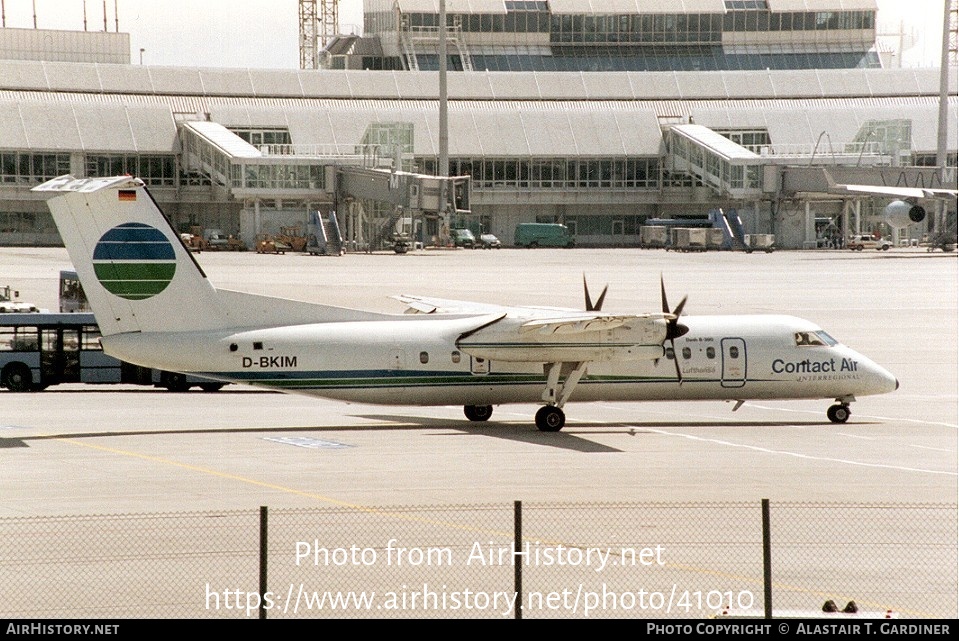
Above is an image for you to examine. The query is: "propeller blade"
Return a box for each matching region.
[660,275,670,314]
[672,295,688,319]
[583,275,608,312]
[659,275,688,383]
[671,339,683,385]
[593,285,608,311]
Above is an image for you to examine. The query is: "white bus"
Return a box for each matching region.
[0,312,224,392]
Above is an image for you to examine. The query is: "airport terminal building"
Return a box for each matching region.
[0,0,955,250]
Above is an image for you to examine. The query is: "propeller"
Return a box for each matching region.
[583,274,608,312]
[659,275,689,384]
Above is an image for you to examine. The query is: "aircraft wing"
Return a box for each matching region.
[393,294,509,315]
[394,294,672,326]
[833,184,959,200]
[395,294,671,362]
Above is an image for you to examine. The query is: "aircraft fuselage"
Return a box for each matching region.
[102,313,897,407]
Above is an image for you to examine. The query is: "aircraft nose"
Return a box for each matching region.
[874,364,899,394]
[857,352,898,395]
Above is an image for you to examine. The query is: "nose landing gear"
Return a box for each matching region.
[827,403,851,423]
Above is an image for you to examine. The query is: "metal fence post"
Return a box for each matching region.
[514,500,522,620]
[260,505,268,620]
[762,498,772,619]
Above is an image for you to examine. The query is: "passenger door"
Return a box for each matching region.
[721,338,746,388]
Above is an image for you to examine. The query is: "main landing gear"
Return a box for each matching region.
[463,404,493,422]
[462,403,567,432]
[463,361,586,432]
[535,406,565,432]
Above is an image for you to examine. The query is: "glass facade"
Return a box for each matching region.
[715,130,771,154]
[233,164,326,191]
[723,10,873,32]
[428,50,879,72]
[361,3,880,72]
[0,152,70,185]
[420,157,660,191]
[396,7,873,41]
[230,128,293,147]
[86,155,177,186]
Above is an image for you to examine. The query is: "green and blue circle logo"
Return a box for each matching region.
[93,223,176,300]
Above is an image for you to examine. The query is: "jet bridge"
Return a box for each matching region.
[177,120,470,250]
[335,165,471,251]
[667,125,767,200]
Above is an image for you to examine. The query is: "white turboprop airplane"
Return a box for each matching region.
[34,175,899,432]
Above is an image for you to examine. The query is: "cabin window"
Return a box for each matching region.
[682,347,692,360]
[706,347,715,359]
[419,351,429,364]
[729,346,739,358]
[451,351,461,363]
[665,347,675,360]
[253,341,263,350]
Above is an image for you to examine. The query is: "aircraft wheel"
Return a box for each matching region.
[464,404,493,422]
[535,406,565,432]
[2,362,35,392]
[199,383,224,393]
[163,372,190,393]
[827,404,850,424]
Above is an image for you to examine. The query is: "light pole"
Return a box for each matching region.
[438,0,449,246]
[139,48,145,65]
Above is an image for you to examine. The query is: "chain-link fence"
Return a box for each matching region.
[0,502,954,619]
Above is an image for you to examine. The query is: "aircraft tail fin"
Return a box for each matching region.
[33,175,228,336]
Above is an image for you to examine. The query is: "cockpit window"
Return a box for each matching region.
[814,331,838,346]
[795,331,835,347]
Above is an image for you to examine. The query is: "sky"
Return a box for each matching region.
[0,0,949,69]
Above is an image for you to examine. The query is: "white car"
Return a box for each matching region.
[848,234,892,251]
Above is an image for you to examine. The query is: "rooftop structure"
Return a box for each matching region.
[326,0,880,71]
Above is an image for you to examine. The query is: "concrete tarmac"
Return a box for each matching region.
[2,246,955,515]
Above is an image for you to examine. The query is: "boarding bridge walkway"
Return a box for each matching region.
[179,121,469,213]
[667,125,765,200]
[666,122,926,203]
[179,120,384,200]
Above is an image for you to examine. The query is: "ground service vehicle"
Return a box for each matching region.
[0,286,39,313]
[848,234,892,251]
[514,223,574,248]
[0,312,224,392]
[59,269,90,312]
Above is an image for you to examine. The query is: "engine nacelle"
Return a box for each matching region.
[884,200,926,228]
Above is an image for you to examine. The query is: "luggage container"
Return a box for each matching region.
[668,227,707,252]
[706,228,726,250]
[744,234,776,253]
[640,225,667,248]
